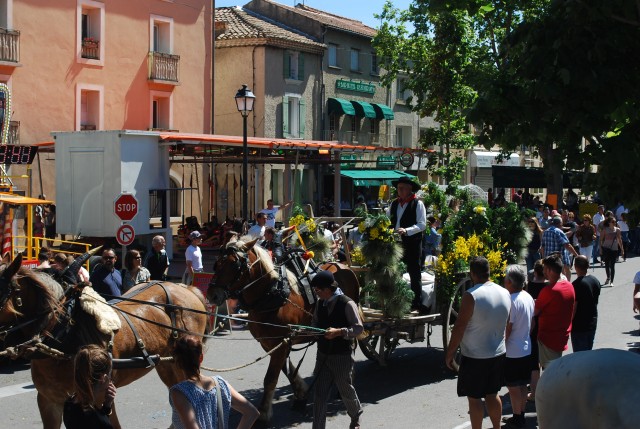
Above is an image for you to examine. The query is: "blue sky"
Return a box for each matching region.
[214,0,413,29]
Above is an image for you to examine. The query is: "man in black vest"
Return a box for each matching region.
[311,270,363,429]
[387,177,427,310]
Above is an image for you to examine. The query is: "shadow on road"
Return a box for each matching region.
[0,358,30,374]
[230,345,456,428]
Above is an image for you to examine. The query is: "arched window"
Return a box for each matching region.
[169,177,179,217]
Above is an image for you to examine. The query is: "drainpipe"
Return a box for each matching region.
[251,45,259,218]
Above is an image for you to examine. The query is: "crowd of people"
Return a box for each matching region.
[526,202,629,286]
[446,253,603,429]
[30,186,635,428]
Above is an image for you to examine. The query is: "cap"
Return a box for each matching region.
[392,177,420,192]
[311,270,336,289]
[189,231,202,240]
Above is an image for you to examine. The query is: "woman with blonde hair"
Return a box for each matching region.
[63,345,116,429]
[170,335,259,429]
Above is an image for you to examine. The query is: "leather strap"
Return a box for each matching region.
[212,376,227,429]
[117,310,156,368]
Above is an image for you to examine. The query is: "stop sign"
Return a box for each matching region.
[114,193,138,221]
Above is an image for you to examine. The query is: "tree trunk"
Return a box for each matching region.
[541,143,564,209]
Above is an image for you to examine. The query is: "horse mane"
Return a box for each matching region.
[232,238,300,295]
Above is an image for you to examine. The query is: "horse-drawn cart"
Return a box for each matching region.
[358,309,440,365]
[355,275,470,368]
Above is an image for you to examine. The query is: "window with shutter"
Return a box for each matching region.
[298,99,306,138]
[282,96,289,136]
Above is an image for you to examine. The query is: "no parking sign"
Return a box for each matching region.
[116,224,135,246]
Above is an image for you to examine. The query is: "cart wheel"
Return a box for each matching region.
[442,276,473,372]
[358,333,398,365]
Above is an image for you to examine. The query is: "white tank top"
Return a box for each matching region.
[461,281,511,359]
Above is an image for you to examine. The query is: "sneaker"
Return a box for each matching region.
[609,282,614,287]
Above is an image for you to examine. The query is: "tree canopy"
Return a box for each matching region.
[374,0,640,208]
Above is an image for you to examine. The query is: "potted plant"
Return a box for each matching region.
[82,37,99,48]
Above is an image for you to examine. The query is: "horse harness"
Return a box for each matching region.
[108,281,180,368]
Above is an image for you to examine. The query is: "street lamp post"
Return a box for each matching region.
[234,84,255,222]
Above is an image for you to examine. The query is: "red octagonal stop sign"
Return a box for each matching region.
[114,194,138,221]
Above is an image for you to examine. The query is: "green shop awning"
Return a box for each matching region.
[328,98,355,116]
[340,169,414,187]
[350,100,377,119]
[371,103,395,120]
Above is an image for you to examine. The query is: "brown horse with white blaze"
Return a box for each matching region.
[208,238,360,423]
[0,253,208,429]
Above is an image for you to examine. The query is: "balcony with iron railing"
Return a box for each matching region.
[81,38,100,60]
[148,51,180,83]
[0,27,20,64]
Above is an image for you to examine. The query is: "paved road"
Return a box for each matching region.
[1,258,639,428]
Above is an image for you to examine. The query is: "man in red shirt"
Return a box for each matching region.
[534,253,576,369]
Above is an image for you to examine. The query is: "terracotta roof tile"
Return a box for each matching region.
[249,1,376,38]
[215,7,324,51]
[294,4,377,38]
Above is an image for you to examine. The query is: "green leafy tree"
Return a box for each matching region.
[468,0,640,200]
[374,1,549,189]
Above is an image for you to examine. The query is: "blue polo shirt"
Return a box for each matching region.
[90,264,123,298]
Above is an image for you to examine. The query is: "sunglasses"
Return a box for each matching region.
[104,256,115,260]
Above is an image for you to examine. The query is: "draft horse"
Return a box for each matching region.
[208,237,360,423]
[0,253,208,429]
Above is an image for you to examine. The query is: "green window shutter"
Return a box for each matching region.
[282,96,289,136]
[283,52,290,79]
[299,99,306,138]
[298,53,305,80]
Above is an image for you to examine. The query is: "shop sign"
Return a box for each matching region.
[336,79,376,94]
[341,154,358,169]
[376,155,396,169]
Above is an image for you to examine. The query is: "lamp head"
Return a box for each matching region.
[235,84,255,117]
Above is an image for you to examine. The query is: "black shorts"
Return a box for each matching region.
[457,354,505,399]
[45,225,56,239]
[503,355,532,387]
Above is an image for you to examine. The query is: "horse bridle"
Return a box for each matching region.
[214,247,250,299]
[0,275,21,314]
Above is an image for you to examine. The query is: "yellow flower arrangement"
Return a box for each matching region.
[289,214,317,234]
[474,206,487,215]
[359,214,394,243]
[350,246,366,266]
[436,233,508,286]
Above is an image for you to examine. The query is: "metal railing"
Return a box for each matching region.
[81,40,100,59]
[0,27,19,63]
[148,51,180,82]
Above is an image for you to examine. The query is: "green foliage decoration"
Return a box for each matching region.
[421,185,529,309]
[358,212,412,317]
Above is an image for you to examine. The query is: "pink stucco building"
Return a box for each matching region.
[0,0,212,211]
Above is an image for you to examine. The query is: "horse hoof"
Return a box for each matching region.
[291,398,308,414]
